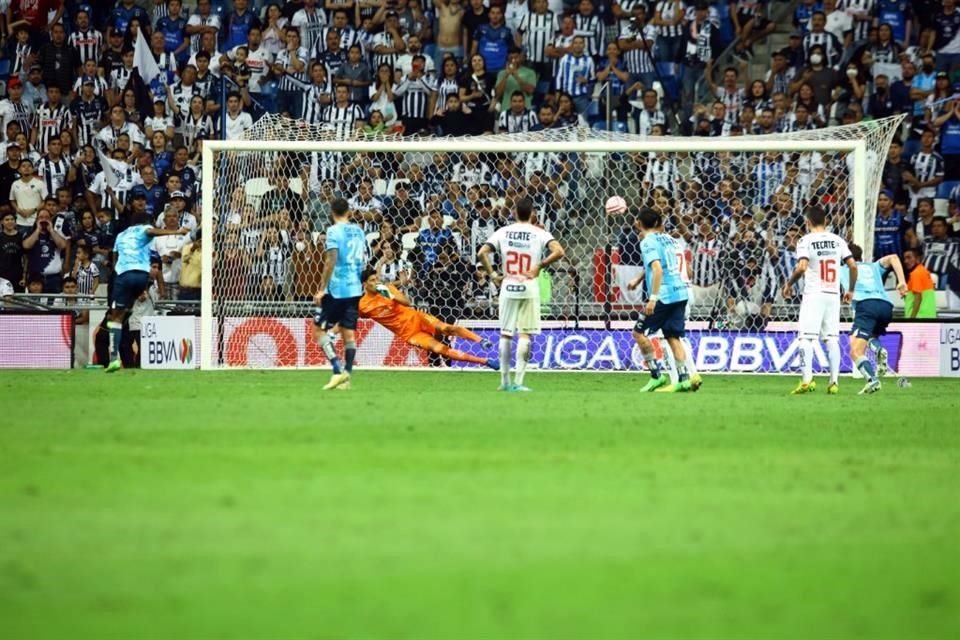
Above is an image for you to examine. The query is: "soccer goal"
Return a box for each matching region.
[200,114,905,371]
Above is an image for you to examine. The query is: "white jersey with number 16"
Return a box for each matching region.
[796,231,851,295]
[485,222,555,299]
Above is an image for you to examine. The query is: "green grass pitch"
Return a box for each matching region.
[1,370,958,639]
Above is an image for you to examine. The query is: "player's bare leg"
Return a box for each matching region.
[633,331,668,392]
[409,333,498,370]
[512,333,532,391]
[850,336,881,394]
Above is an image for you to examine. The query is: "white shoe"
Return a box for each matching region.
[323,372,351,390]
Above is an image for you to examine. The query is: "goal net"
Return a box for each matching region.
[200,114,905,372]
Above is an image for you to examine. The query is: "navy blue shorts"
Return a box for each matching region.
[313,294,361,331]
[112,270,150,310]
[851,299,893,340]
[635,300,687,338]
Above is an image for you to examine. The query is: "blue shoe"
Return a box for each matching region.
[511,384,532,392]
[497,383,512,391]
[486,358,500,371]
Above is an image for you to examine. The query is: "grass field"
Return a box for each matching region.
[1,370,958,639]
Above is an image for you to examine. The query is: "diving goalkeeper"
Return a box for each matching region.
[358,268,499,369]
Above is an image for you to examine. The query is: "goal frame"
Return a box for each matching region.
[199,137,868,371]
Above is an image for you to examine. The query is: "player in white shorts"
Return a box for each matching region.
[478,197,566,392]
[782,205,857,395]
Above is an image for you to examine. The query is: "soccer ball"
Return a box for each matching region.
[605,195,627,215]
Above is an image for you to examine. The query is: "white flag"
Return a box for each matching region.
[133,29,161,86]
[95,145,120,190]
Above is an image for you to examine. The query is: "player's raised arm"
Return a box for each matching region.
[878,254,909,296]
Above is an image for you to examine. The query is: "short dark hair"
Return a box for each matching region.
[849,243,863,261]
[905,246,923,259]
[331,198,349,217]
[129,211,151,226]
[62,275,77,286]
[804,205,827,226]
[361,266,376,283]
[515,197,534,221]
[637,207,661,230]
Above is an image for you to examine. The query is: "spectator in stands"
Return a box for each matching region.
[22,207,67,293]
[555,36,595,115]
[11,159,47,235]
[803,11,843,67]
[932,93,960,180]
[0,211,25,292]
[459,54,496,134]
[416,209,454,274]
[903,129,945,210]
[922,217,960,289]
[386,182,422,233]
[179,230,202,301]
[932,0,960,73]
[903,247,938,318]
[495,48,536,113]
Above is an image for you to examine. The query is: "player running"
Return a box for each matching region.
[359,268,499,369]
[840,244,908,395]
[105,212,190,372]
[478,197,565,392]
[782,205,858,395]
[628,207,700,393]
[314,198,366,391]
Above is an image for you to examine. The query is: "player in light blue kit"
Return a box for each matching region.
[627,207,701,393]
[313,198,368,391]
[105,212,190,372]
[840,244,908,394]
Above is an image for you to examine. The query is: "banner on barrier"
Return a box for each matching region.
[213,317,952,376]
[941,325,960,376]
[142,316,199,369]
[0,313,73,369]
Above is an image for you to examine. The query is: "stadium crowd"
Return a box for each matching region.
[0,0,959,335]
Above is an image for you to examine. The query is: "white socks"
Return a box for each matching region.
[826,337,841,384]
[515,336,531,386]
[682,337,697,380]
[499,336,512,386]
[800,339,814,384]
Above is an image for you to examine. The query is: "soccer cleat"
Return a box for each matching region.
[323,372,351,390]
[827,382,839,395]
[486,358,500,371]
[639,376,669,392]
[858,379,881,395]
[497,383,512,391]
[655,380,693,393]
[104,360,122,373]
[790,380,816,395]
[336,381,352,391]
[876,347,889,376]
[511,384,532,392]
[689,374,703,392]
[481,338,494,350]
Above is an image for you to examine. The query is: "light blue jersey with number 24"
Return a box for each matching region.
[326,221,367,298]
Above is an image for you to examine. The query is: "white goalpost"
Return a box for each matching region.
[199,114,905,372]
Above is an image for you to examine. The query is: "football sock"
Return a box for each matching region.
[499,336,512,386]
[441,324,484,343]
[661,339,678,384]
[800,339,814,384]
[644,356,662,379]
[434,342,488,365]
[826,337,841,384]
[515,336,531,385]
[107,321,122,361]
[868,337,882,353]
[344,341,357,374]
[855,355,877,383]
[676,363,689,382]
[318,333,342,374]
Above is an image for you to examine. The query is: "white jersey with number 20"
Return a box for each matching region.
[796,231,851,295]
[486,223,555,299]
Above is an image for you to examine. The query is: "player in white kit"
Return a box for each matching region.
[478,197,566,391]
[782,205,858,395]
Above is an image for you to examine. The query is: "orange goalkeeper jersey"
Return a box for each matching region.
[358,285,422,338]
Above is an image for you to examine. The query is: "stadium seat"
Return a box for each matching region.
[937,180,960,199]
